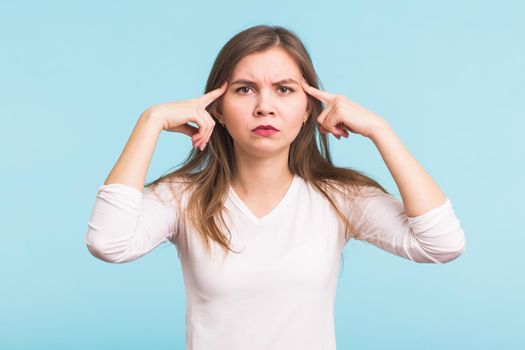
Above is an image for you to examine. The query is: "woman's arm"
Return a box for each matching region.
[369,123,447,217]
[347,185,465,264]
[85,181,180,263]
[300,79,465,263]
[103,108,163,191]
[86,85,228,263]
[85,109,178,263]
[300,78,449,217]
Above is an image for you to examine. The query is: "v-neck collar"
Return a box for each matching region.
[228,174,299,224]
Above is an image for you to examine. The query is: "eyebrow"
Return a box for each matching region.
[229,78,299,86]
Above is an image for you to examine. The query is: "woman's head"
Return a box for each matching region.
[219,46,310,158]
[146,25,389,257]
[205,24,324,169]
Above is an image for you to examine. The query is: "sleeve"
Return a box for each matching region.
[84,181,180,264]
[346,186,466,264]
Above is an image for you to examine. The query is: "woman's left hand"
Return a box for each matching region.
[300,78,387,139]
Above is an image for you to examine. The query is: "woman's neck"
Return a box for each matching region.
[231,150,293,196]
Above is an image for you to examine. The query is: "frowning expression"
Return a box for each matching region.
[220,47,309,156]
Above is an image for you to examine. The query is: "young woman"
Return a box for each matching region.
[85,25,466,349]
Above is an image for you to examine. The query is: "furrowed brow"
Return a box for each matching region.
[230,78,299,86]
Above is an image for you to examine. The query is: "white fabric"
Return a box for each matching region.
[85,174,466,349]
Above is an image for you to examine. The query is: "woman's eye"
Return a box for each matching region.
[278,86,294,94]
[236,86,251,94]
[235,86,295,95]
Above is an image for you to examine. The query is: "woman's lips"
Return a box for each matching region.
[252,125,279,131]
[252,129,279,136]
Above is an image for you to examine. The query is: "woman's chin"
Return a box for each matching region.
[235,140,289,157]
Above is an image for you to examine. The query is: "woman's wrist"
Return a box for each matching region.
[140,107,165,133]
[368,119,392,142]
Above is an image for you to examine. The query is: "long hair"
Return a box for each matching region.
[145,24,390,257]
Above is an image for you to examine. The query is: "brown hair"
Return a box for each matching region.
[145,24,390,257]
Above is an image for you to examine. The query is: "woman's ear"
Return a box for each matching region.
[209,100,224,125]
[306,99,312,115]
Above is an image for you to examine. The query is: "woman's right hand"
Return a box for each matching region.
[147,81,228,151]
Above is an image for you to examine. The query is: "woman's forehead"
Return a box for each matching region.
[231,48,301,80]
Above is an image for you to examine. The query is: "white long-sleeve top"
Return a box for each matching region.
[85,174,466,349]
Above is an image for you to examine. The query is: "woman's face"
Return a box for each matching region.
[220,47,309,157]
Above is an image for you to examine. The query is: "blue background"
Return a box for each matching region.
[1,0,523,349]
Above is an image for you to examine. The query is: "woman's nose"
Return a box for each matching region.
[254,90,275,116]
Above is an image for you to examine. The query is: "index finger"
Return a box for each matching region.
[300,78,334,104]
[199,81,228,107]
